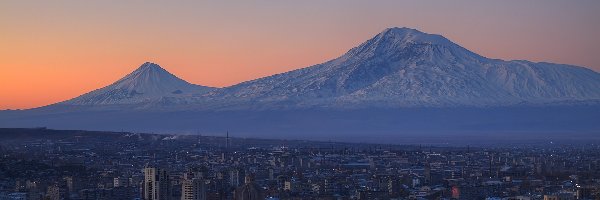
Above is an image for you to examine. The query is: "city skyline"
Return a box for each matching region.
[1,128,599,199]
[1,1,599,199]
[2,1,600,109]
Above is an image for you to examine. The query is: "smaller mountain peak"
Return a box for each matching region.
[138,62,162,70]
[130,62,170,77]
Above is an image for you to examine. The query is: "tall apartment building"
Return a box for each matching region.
[181,171,206,200]
[144,167,171,200]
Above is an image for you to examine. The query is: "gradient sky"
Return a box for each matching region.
[1,0,599,109]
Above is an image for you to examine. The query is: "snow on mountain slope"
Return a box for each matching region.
[53,27,600,109]
[61,62,214,106]
[208,27,600,108]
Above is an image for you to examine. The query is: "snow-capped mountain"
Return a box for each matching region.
[61,62,214,106]
[2,27,600,140]
[208,27,600,108]
[56,27,600,109]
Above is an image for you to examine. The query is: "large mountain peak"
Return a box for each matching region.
[218,27,600,108]
[377,27,451,45]
[344,27,466,61]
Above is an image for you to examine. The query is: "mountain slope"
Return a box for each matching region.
[61,62,214,106]
[207,27,600,108]
[46,27,600,109]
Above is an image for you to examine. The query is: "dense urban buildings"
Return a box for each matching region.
[0,128,599,200]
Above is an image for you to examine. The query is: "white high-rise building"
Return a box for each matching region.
[181,171,206,200]
[144,167,171,200]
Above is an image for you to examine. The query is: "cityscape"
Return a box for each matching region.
[2,1,600,200]
[1,128,599,200]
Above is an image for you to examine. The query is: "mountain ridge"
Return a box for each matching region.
[53,27,600,109]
